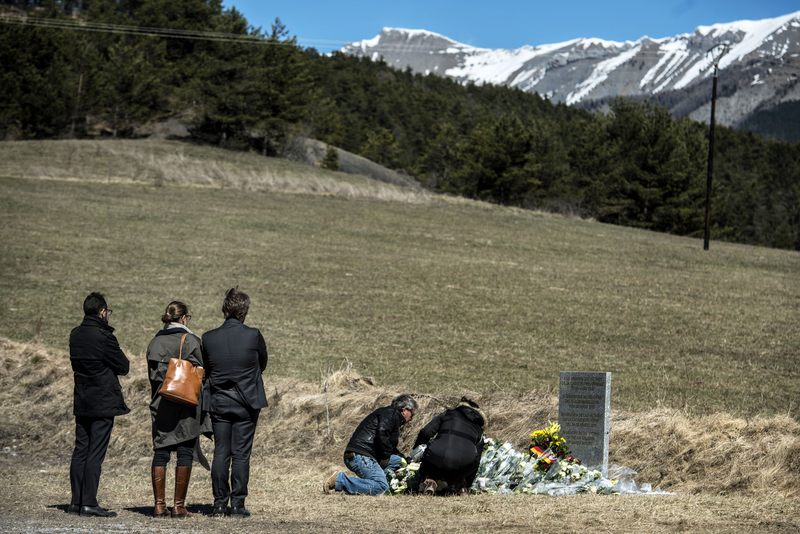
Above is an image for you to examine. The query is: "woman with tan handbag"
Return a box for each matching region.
[145,300,205,518]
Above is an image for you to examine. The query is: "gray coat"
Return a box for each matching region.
[146,327,205,449]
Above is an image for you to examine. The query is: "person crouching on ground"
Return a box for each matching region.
[413,397,486,495]
[202,287,268,518]
[146,300,207,518]
[323,394,418,495]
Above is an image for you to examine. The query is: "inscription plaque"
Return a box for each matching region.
[558,371,611,476]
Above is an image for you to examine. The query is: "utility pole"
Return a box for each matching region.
[703,42,730,251]
[69,71,84,139]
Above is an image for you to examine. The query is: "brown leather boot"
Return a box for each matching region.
[171,466,192,518]
[151,466,169,518]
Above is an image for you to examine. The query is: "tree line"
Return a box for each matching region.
[2,0,798,249]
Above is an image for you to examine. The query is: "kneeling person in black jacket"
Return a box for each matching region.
[413,397,486,495]
[323,394,417,495]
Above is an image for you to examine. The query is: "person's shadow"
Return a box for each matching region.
[124,503,215,516]
[46,503,216,516]
[47,504,73,514]
[124,506,152,517]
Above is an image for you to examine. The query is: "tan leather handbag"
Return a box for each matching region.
[159,333,205,406]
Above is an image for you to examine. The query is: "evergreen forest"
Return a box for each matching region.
[2,0,799,250]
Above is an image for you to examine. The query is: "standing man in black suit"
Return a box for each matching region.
[68,292,130,517]
[202,287,268,518]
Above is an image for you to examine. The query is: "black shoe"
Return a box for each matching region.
[67,504,80,515]
[211,505,228,517]
[230,506,251,518]
[80,505,117,517]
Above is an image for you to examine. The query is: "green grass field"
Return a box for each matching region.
[0,140,798,416]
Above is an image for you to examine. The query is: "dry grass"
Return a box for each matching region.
[2,460,799,533]
[0,139,432,203]
[2,338,798,498]
[1,338,799,532]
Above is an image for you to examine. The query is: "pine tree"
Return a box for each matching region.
[360,127,400,168]
[321,145,339,171]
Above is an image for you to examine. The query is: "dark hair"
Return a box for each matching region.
[222,287,250,322]
[459,396,480,409]
[161,301,188,324]
[391,394,418,412]
[83,292,107,316]
[457,396,486,426]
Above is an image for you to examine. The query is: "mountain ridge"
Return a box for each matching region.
[343,11,800,140]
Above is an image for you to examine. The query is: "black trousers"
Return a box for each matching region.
[152,438,196,467]
[415,455,481,494]
[69,416,114,507]
[210,395,260,508]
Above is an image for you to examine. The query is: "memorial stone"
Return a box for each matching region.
[558,371,611,476]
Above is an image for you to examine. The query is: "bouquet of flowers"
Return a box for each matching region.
[472,435,612,495]
[528,421,573,471]
[385,456,421,494]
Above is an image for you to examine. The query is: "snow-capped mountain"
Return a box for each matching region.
[342,12,800,137]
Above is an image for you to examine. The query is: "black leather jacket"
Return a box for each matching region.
[345,406,405,462]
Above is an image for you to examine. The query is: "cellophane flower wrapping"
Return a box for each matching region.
[385,426,666,496]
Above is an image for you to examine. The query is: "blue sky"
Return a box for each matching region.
[223,1,800,51]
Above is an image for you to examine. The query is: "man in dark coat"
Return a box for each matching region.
[68,292,130,517]
[322,394,418,495]
[413,397,486,494]
[202,287,268,518]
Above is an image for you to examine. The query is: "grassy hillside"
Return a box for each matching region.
[0,139,430,202]
[0,140,797,417]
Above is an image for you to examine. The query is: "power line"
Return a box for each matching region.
[0,13,340,47]
[1,14,733,57]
